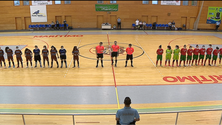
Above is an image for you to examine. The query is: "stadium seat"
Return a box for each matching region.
[155,24,158,29]
[132,24,136,29]
[60,24,63,28]
[165,24,169,29]
[35,24,39,30]
[28,25,32,29]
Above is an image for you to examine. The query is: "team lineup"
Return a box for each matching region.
[156,44,222,67]
[0,41,135,68]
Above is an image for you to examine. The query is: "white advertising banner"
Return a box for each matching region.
[161,1,181,5]
[32,1,52,6]
[30,5,47,22]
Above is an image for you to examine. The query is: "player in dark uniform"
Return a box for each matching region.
[50,46,59,68]
[42,45,49,68]
[0,47,6,68]
[33,45,42,68]
[72,46,79,68]
[24,48,32,68]
[15,46,23,68]
[5,47,15,68]
[59,46,67,68]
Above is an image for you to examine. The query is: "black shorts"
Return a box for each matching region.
[111,52,118,57]
[126,54,133,60]
[34,55,41,61]
[97,54,103,58]
[60,55,66,59]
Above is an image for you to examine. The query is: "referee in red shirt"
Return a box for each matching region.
[96,42,104,68]
[111,41,120,67]
[125,44,134,67]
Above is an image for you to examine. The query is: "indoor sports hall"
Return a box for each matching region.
[0,1,222,125]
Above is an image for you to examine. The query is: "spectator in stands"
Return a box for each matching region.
[117,17,121,30]
[56,20,60,30]
[172,20,175,30]
[135,19,139,29]
[51,21,55,29]
[168,21,172,30]
[139,21,143,30]
[116,97,140,125]
[216,21,220,31]
[143,21,146,30]
[63,20,67,30]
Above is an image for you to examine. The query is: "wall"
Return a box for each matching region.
[0,1,221,30]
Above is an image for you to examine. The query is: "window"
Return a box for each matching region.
[110,1,116,4]
[152,0,158,5]
[191,0,197,6]
[65,0,71,4]
[97,1,103,4]
[14,0,20,6]
[142,1,149,4]
[55,0,61,4]
[183,0,188,6]
[23,0,29,5]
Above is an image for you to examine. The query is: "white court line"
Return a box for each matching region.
[64,40,81,77]
[134,36,164,77]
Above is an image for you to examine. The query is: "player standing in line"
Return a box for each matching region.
[192,45,199,66]
[33,45,42,68]
[179,45,187,67]
[15,46,23,68]
[172,45,180,67]
[50,46,59,68]
[156,45,163,66]
[125,44,134,67]
[219,47,222,65]
[212,47,220,66]
[198,45,206,66]
[24,48,32,68]
[96,42,104,68]
[204,44,213,66]
[59,46,67,68]
[42,45,50,68]
[111,41,120,67]
[5,47,15,68]
[72,46,80,68]
[186,46,193,66]
[165,46,172,66]
[0,47,6,68]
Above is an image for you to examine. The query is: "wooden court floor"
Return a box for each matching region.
[0,31,222,125]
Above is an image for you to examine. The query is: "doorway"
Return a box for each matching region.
[97,15,104,28]
[65,16,72,26]
[55,16,62,24]
[181,17,187,29]
[189,17,196,30]
[151,16,158,24]
[15,17,22,30]
[142,15,148,23]
[110,15,117,27]
[24,17,31,30]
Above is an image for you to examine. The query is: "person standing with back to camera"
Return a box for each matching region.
[116,97,140,125]
[72,46,80,68]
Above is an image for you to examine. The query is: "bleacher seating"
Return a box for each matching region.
[28,24,68,30]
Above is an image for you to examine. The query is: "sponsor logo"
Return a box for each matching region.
[33,35,83,38]
[163,75,222,84]
[32,10,46,17]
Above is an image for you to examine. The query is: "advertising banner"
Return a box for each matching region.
[161,1,180,5]
[207,7,222,24]
[30,5,47,22]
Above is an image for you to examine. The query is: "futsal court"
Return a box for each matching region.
[0,30,222,125]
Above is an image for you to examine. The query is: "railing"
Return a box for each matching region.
[1,108,222,125]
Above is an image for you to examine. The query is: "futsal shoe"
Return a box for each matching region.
[4,66,6,68]
[165,64,167,66]
[184,65,186,67]
[96,65,98,68]
[172,65,174,67]
[57,66,59,68]
[26,66,29,68]
[22,66,23,68]
[179,65,181,67]
[168,65,171,66]
[48,66,50,68]
[209,64,211,66]
[35,66,37,68]
[115,64,117,67]
[60,66,63,68]
[102,65,104,67]
[186,64,188,66]
[78,66,80,68]
[131,65,134,67]
[125,65,127,67]
[17,66,19,68]
[40,65,42,68]
[31,66,33,68]
[13,65,15,68]
[215,64,217,66]
[8,66,11,68]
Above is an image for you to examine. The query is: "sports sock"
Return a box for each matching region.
[176,60,178,66]
[56,61,59,67]
[97,60,99,65]
[65,61,67,67]
[47,61,49,66]
[74,60,75,67]
[165,61,167,65]
[112,59,113,64]
[31,62,32,66]
[17,61,19,67]
[61,61,63,67]
[4,62,6,66]
[179,60,182,65]
[43,61,45,67]
[160,61,162,65]
[101,60,103,65]
[27,62,28,66]
[125,61,127,66]
[156,60,158,65]
[9,61,11,67]
[0,62,2,67]
[12,61,15,66]
[21,61,23,67]
[172,60,175,66]
[115,60,117,64]
[39,61,42,67]
[35,61,37,67]
[51,62,53,67]
[131,60,133,65]
[77,61,79,66]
